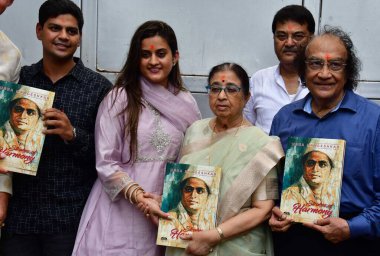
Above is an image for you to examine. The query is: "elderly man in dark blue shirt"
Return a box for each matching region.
[269,26,380,256]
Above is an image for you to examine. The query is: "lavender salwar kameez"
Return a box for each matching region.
[72,79,200,256]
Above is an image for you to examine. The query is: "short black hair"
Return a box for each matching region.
[39,0,83,34]
[272,5,315,34]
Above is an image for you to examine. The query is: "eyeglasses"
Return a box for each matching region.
[305,59,347,72]
[183,185,207,194]
[205,84,242,96]
[13,106,38,116]
[305,160,330,168]
[274,32,309,42]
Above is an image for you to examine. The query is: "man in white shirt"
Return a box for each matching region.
[0,31,20,83]
[0,0,20,83]
[0,0,21,230]
[243,5,315,133]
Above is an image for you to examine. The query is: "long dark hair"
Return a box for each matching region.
[113,20,184,163]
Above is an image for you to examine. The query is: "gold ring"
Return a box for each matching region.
[209,248,214,253]
[278,213,287,221]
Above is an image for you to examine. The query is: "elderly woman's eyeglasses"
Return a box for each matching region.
[183,186,206,194]
[205,84,242,96]
[305,58,347,72]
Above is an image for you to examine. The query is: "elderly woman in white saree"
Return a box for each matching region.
[161,63,284,256]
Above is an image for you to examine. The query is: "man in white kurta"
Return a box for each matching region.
[0,0,22,234]
[243,65,308,133]
[0,0,21,237]
[243,5,315,133]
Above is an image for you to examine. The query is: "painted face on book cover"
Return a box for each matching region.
[140,35,178,87]
[305,35,347,103]
[182,178,209,215]
[274,20,311,65]
[36,14,81,62]
[10,98,40,134]
[303,151,332,188]
[208,70,248,120]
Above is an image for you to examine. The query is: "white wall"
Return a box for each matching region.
[1,0,379,117]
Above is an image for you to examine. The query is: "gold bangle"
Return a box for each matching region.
[133,188,141,204]
[124,182,138,200]
[134,189,145,204]
[216,226,225,240]
[128,186,140,204]
[124,183,138,201]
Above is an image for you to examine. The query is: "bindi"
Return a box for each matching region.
[149,45,155,50]
[325,53,331,61]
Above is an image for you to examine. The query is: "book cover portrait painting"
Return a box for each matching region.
[0,80,55,175]
[157,162,221,248]
[280,137,346,223]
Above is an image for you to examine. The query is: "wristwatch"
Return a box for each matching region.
[71,127,77,141]
[65,127,77,144]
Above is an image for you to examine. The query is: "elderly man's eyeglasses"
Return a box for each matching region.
[274,32,308,42]
[305,59,347,72]
[183,186,206,194]
[305,160,330,168]
[205,84,242,96]
[13,106,38,116]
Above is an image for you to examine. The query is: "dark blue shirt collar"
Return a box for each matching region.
[293,90,358,115]
[29,57,84,83]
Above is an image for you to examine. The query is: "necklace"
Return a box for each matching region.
[208,118,244,166]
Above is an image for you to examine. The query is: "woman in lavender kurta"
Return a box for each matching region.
[72,21,200,256]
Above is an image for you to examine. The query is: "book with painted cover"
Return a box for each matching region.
[157,162,222,248]
[280,137,346,223]
[0,80,55,176]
